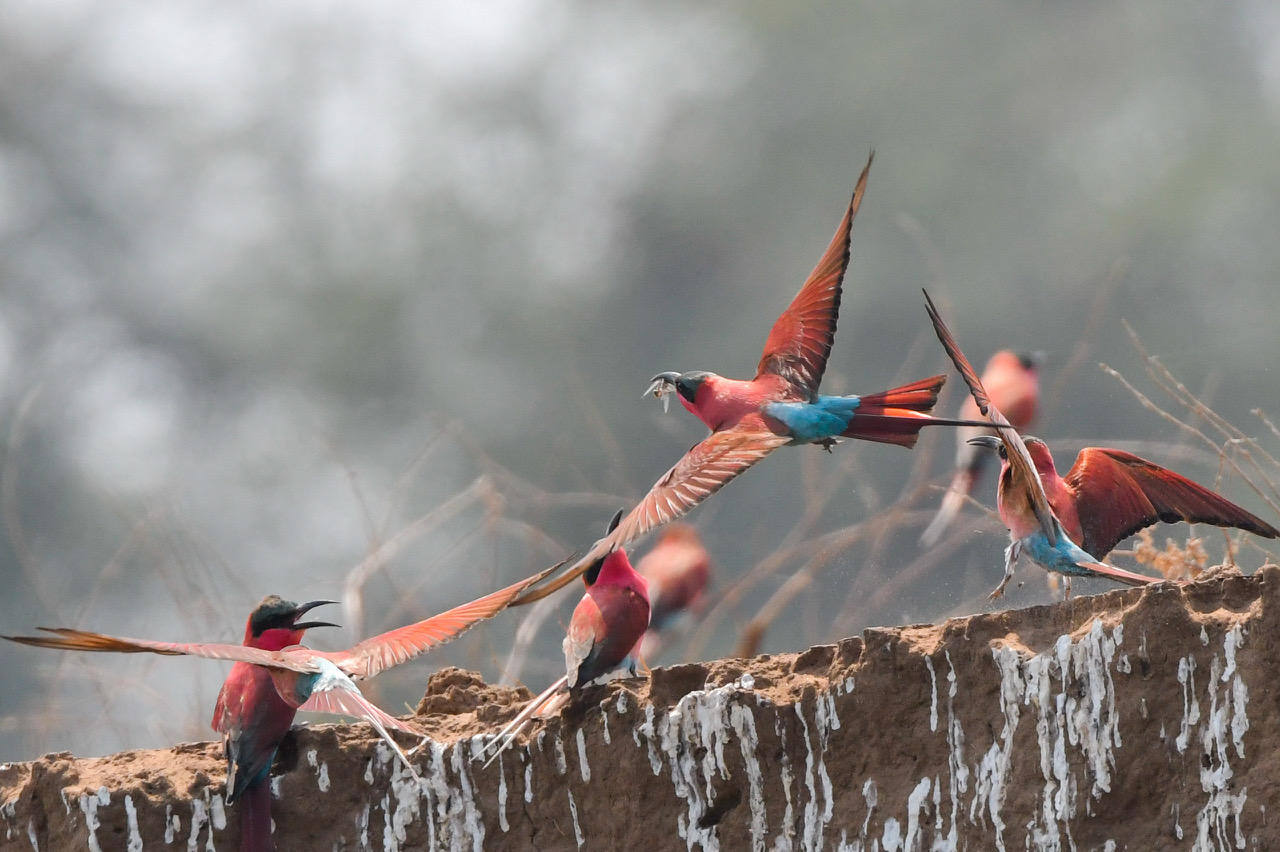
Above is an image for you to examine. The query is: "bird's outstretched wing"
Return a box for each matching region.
[756,152,873,398]
[288,658,422,780]
[3,629,320,672]
[1066,448,1280,558]
[922,289,1057,544]
[329,565,562,679]
[513,427,791,604]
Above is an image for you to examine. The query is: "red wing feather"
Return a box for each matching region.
[756,152,873,397]
[332,565,562,679]
[3,629,319,672]
[922,290,1057,544]
[513,427,790,605]
[1067,448,1280,558]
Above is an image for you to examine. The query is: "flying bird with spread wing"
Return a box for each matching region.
[513,154,987,606]
[920,349,1041,546]
[6,570,552,851]
[968,434,1279,565]
[922,290,1163,598]
[481,511,650,766]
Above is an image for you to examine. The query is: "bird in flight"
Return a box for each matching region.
[7,569,554,850]
[514,154,985,605]
[922,289,1160,598]
[920,349,1041,546]
[968,433,1279,567]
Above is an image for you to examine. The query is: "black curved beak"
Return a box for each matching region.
[966,435,1003,451]
[644,371,681,397]
[291,600,340,631]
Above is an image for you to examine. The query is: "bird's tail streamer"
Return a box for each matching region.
[479,675,570,768]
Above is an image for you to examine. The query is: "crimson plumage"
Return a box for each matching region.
[6,568,556,850]
[1023,438,1279,559]
[515,155,987,606]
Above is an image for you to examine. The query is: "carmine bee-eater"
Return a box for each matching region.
[968,434,1279,566]
[923,289,1160,599]
[481,511,650,766]
[513,153,988,606]
[6,569,553,852]
[636,524,710,660]
[920,349,1042,546]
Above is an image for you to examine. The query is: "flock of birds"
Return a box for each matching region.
[7,152,1278,850]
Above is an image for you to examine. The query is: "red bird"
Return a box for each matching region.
[514,153,985,605]
[921,349,1041,546]
[635,524,710,660]
[482,511,650,765]
[6,571,551,851]
[977,435,1280,562]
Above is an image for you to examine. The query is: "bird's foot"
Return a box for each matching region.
[816,437,841,453]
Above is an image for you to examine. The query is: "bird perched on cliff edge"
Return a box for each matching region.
[636,524,711,660]
[920,349,1041,547]
[513,153,989,606]
[481,511,650,766]
[6,568,555,852]
[968,434,1279,568]
[922,289,1159,598]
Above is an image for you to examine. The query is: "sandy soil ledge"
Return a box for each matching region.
[4,567,1278,850]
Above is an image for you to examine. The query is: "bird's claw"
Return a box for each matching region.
[816,437,841,453]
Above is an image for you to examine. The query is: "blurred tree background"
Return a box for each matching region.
[2,0,1279,759]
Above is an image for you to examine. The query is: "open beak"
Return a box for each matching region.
[966,435,1003,451]
[644,372,680,412]
[291,599,341,631]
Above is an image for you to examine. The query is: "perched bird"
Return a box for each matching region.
[482,511,650,765]
[6,570,552,851]
[968,434,1279,564]
[514,154,985,605]
[635,524,711,660]
[920,349,1042,546]
[922,290,1156,598]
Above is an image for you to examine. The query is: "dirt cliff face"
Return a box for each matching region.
[4,567,1279,850]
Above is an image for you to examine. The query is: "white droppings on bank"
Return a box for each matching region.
[123,795,143,852]
[552,734,568,776]
[77,792,102,852]
[1192,626,1251,850]
[926,655,939,732]
[496,754,509,833]
[575,729,591,782]
[567,788,584,848]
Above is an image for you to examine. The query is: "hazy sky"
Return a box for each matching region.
[2,1,1279,759]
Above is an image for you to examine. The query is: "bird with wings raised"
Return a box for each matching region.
[6,568,553,851]
[968,434,1278,565]
[922,289,1167,598]
[513,154,988,606]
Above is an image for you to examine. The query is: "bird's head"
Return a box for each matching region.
[966,434,1007,461]
[1020,435,1057,475]
[246,596,340,648]
[644,371,713,412]
[584,509,625,587]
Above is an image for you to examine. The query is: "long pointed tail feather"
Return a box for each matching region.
[857,375,946,412]
[479,675,569,768]
[238,780,273,852]
[1079,561,1156,587]
[841,411,992,448]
